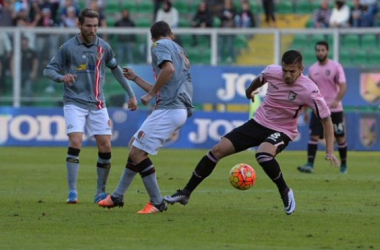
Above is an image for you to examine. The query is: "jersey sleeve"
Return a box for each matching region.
[43,44,67,82]
[152,42,172,67]
[104,43,118,69]
[307,86,331,120]
[336,62,347,85]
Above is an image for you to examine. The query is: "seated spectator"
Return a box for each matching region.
[191,1,213,46]
[0,0,17,27]
[313,0,331,28]
[60,6,77,27]
[59,0,79,27]
[350,0,363,27]
[155,0,179,28]
[329,0,350,28]
[114,9,136,65]
[359,3,376,27]
[235,0,255,28]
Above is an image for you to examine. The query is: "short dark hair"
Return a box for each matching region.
[315,40,329,51]
[78,8,99,24]
[150,21,172,39]
[282,50,303,66]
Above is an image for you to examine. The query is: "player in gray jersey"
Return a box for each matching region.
[43,8,138,204]
[99,21,194,214]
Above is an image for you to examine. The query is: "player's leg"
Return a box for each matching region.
[135,109,187,213]
[94,134,112,202]
[255,132,295,215]
[88,108,113,202]
[164,119,263,206]
[64,104,87,204]
[332,112,348,173]
[298,112,322,173]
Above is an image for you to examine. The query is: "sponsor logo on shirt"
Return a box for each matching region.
[75,64,96,71]
[288,91,297,100]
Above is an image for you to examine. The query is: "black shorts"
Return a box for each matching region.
[309,111,345,138]
[224,119,291,154]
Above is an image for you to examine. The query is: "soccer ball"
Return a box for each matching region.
[229,163,256,190]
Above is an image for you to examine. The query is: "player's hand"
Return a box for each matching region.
[127,96,138,111]
[62,74,77,86]
[331,100,338,108]
[141,93,154,105]
[123,67,137,81]
[247,91,258,103]
[325,153,340,168]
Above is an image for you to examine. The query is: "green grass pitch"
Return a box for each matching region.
[0,147,379,249]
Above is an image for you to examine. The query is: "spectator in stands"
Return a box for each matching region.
[60,5,77,27]
[114,9,136,65]
[329,0,350,28]
[0,31,12,94]
[155,0,179,28]
[86,0,106,13]
[218,0,236,63]
[262,0,276,28]
[358,2,377,27]
[10,36,38,103]
[60,0,79,27]
[313,0,332,28]
[0,0,17,26]
[89,0,107,28]
[191,1,213,46]
[235,0,255,28]
[350,0,366,27]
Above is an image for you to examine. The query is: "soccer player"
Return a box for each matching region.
[297,41,348,174]
[164,50,340,215]
[98,21,194,214]
[43,8,138,204]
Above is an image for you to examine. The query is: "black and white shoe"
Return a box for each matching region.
[281,188,296,215]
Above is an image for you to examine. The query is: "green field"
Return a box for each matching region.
[0,147,379,249]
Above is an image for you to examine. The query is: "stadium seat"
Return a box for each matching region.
[360,34,378,48]
[276,1,294,14]
[138,1,154,13]
[342,34,360,47]
[295,1,311,14]
[350,49,368,66]
[339,49,352,66]
[135,18,152,27]
[368,49,380,65]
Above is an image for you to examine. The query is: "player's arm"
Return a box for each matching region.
[123,67,153,93]
[111,66,136,98]
[148,61,174,96]
[245,75,265,101]
[43,47,76,85]
[333,82,347,105]
[320,116,340,168]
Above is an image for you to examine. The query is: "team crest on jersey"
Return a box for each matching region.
[288,91,297,100]
[137,131,145,140]
[326,70,331,76]
[360,115,377,147]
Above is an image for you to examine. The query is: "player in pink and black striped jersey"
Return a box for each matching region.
[164,50,340,215]
[297,41,348,174]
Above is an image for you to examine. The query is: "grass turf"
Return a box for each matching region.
[0,147,379,249]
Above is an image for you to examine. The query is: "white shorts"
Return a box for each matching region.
[133,109,187,155]
[63,104,112,137]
